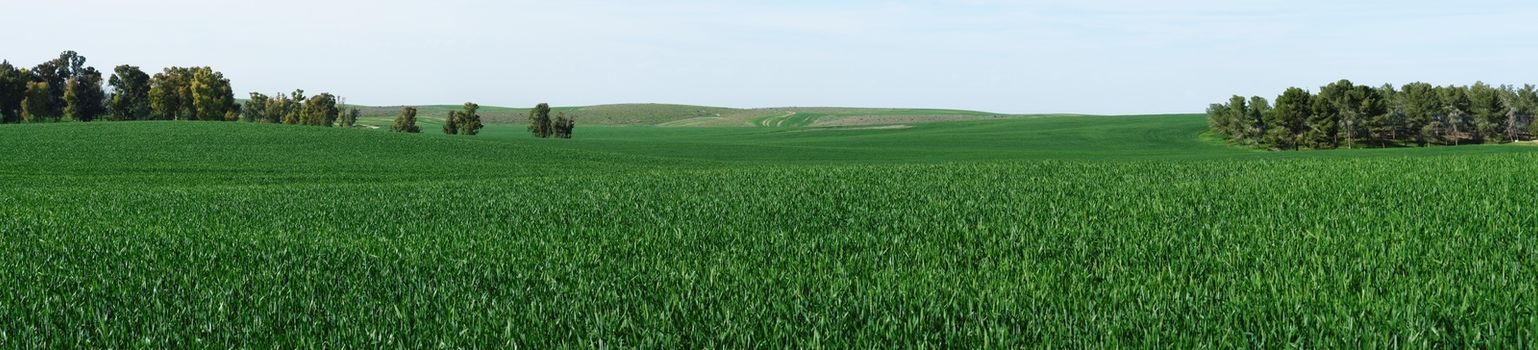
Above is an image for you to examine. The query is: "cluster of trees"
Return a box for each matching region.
[2,51,356,128]
[243,90,360,128]
[1209,79,1538,149]
[8,51,577,139]
[0,52,245,123]
[145,66,239,121]
[385,103,576,138]
[442,103,484,135]
[527,103,574,138]
[0,51,107,122]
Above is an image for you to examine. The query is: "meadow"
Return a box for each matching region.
[2,114,1537,347]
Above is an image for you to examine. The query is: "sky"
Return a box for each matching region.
[7,0,1538,114]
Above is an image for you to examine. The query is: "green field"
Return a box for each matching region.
[3,114,1537,347]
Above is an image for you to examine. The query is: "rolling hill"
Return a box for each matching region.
[353,103,1053,128]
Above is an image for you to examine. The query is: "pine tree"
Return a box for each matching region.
[1267,87,1312,150]
[1245,96,1270,143]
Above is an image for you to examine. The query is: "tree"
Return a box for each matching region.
[283,89,305,124]
[149,67,191,120]
[1509,85,1538,141]
[553,112,575,139]
[0,61,31,123]
[339,107,359,128]
[1213,80,1538,149]
[528,103,553,138]
[456,103,482,135]
[392,106,421,133]
[1304,80,1359,149]
[1364,84,1404,146]
[1399,82,1440,146]
[242,92,270,122]
[302,93,339,127]
[443,111,460,135]
[1206,103,1229,137]
[1436,85,1472,145]
[21,81,57,122]
[108,65,152,120]
[1468,82,1507,143]
[64,67,106,121]
[30,51,84,115]
[262,92,290,124]
[1267,87,1312,150]
[1244,96,1270,143]
[1351,85,1391,147]
[189,67,235,121]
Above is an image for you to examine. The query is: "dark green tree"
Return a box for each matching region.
[553,112,575,138]
[0,61,30,123]
[1399,82,1439,146]
[392,106,421,133]
[456,102,483,135]
[528,103,553,138]
[283,89,306,124]
[1468,82,1506,143]
[1267,87,1312,150]
[303,93,339,127]
[1352,85,1391,147]
[1436,85,1472,145]
[1204,95,1252,142]
[1244,96,1271,143]
[443,111,460,135]
[30,51,84,115]
[1205,103,1229,137]
[64,67,107,122]
[108,65,152,120]
[242,92,270,122]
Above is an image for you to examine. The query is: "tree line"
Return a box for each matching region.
[7,51,575,138]
[1208,80,1538,150]
[1,51,354,127]
[243,90,359,128]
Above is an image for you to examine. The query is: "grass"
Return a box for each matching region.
[3,115,1537,347]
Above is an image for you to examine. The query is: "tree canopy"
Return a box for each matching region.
[1209,80,1538,150]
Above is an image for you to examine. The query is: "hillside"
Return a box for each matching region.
[354,103,1044,127]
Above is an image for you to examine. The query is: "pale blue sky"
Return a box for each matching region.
[9,0,1538,114]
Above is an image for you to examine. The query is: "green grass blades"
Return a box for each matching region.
[2,117,1537,347]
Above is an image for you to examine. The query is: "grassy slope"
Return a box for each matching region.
[3,115,1538,347]
[355,103,1036,127]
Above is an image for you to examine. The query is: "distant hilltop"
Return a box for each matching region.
[354,103,1075,127]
